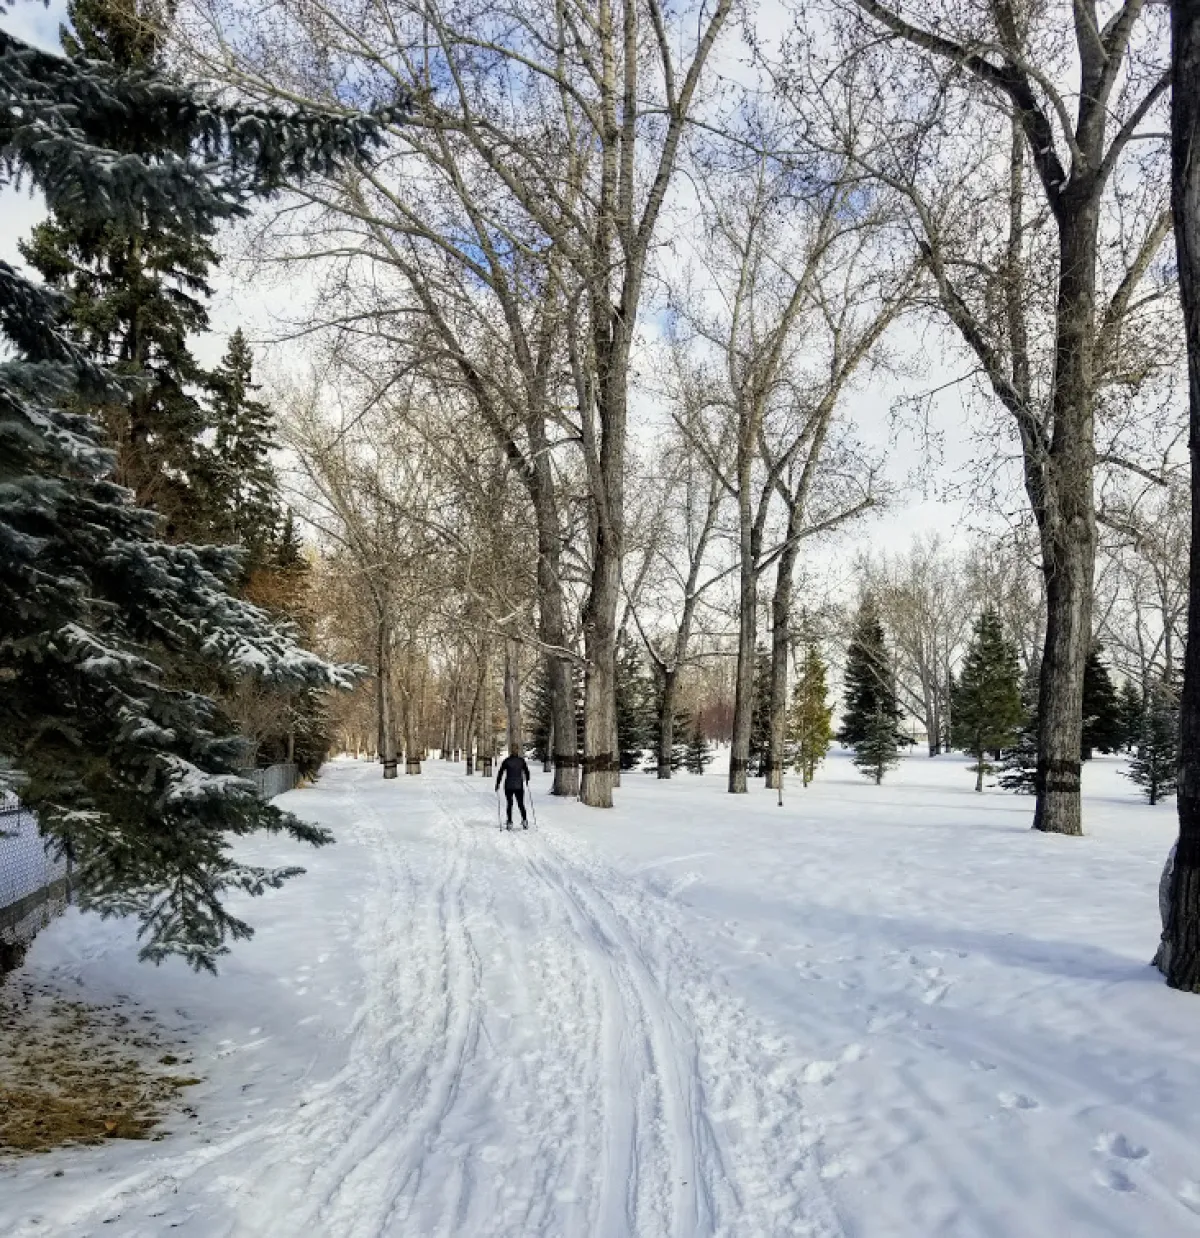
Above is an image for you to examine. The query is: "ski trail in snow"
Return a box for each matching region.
[522,844,706,1237]
[290,780,484,1236]
[0,763,842,1238]
[527,817,846,1238]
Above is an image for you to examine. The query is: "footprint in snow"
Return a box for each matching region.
[920,967,951,1006]
[997,1091,1040,1111]
[803,1060,839,1086]
[819,1155,860,1181]
[1179,1180,1200,1214]
[1095,1132,1149,1161]
[1094,1166,1136,1193]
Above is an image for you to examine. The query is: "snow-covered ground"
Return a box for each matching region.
[2,750,1198,1238]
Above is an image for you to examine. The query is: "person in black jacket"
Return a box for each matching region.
[495,743,531,830]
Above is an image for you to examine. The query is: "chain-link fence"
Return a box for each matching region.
[1,794,70,975]
[0,764,296,976]
[238,763,299,801]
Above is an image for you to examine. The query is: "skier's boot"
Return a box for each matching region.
[506,822,513,831]
[522,820,529,830]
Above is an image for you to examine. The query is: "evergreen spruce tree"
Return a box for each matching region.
[207,328,282,565]
[683,725,714,775]
[1118,678,1144,752]
[791,640,833,786]
[17,0,225,544]
[951,610,1024,792]
[1082,646,1123,758]
[999,659,1041,794]
[854,707,902,785]
[839,596,903,781]
[669,707,690,772]
[1128,678,1179,805]
[240,522,335,778]
[615,634,653,770]
[0,4,388,968]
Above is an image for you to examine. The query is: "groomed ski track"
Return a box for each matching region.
[265,763,839,1238]
[7,754,1200,1238]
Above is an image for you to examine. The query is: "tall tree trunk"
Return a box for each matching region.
[378,619,398,779]
[923,665,940,756]
[543,715,554,773]
[580,552,620,806]
[1162,0,1200,990]
[504,639,523,751]
[464,657,484,776]
[765,534,801,789]
[528,428,579,796]
[657,667,679,780]
[480,646,494,777]
[728,400,761,795]
[579,363,625,807]
[1032,207,1099,837]
[728,550,757,794]
[405,694,421,774]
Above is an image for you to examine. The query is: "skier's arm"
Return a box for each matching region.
[494,760,503,792]
[522,758,531,784]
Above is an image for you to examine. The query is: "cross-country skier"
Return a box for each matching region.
[495,743,531,830]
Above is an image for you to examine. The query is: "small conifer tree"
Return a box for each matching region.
[684,726,714,774]
[1117,679,1144,752]
[999,659,1040,793]
[1128,679,1179,805]
[840,596,903,782]
[791,641,833,786]
[616,634,654,770]
[854,706,901,784]
[952,610,1024,791]
[207,329,282,567]
[1082,647,1123,758]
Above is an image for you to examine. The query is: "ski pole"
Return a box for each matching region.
[529,786,537,830]
[496,788,502,831]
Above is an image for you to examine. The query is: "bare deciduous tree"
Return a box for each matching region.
[829,0,1171,833]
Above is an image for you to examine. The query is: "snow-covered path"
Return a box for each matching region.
[4,754,1200,1237]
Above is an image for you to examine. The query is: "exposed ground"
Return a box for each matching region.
[1,977,199,1155]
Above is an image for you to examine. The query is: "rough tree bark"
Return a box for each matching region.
[480,644,495,777]
[378,619,398,779]
[1162,0,1200,990]
[728,435,762,793]
[853,0,1170,834]
[765,524,801,790]
[503,638,523,752]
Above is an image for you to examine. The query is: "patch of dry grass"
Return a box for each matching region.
[0,980,201,1155]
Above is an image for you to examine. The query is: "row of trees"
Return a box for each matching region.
[1,0,389,967]
[9,0,1197,987]
[198,0,1171,843]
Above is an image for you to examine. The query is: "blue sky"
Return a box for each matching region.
[0,0,986,565]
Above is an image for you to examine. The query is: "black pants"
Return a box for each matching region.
[504,786,527,823]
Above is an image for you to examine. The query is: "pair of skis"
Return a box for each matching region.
[495,788,536,832]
